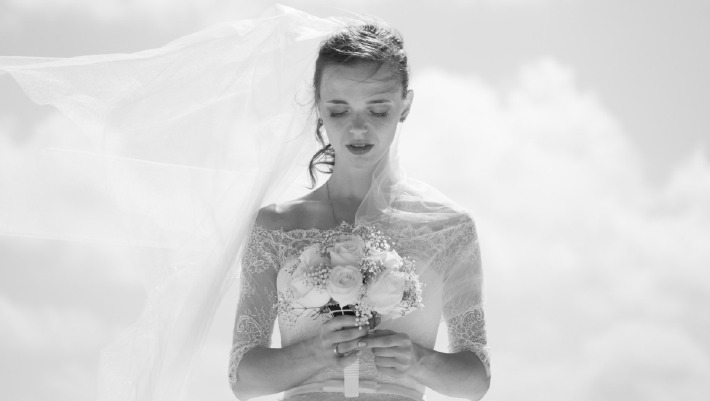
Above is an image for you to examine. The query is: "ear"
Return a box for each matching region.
[399,89,414,122]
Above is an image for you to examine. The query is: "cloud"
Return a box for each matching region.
[0,296,106,353]
[662,148,710,221]
[4,0,182,22]
[400,58,710,400]
[581,322,710,401]
[2,0,264,25]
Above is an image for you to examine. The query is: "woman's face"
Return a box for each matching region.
[317,62,413,171]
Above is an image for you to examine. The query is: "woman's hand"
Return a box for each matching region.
[362,329,422,378]
[311,315,369,369]
[364,329,489,400]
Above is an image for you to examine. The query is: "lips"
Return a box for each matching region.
[346,144,373,155]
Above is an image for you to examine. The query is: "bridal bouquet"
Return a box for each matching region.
[277,224,423,326]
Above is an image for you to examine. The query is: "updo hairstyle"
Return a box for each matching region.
[308,22,410,188]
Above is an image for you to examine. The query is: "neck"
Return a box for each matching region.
[326,163,374,202]
[323,155,395,225]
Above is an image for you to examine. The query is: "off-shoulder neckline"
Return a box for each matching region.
[250,215,475,238]
[251,221,357,235]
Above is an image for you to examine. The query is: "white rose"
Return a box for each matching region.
[300,244,328,267]
[287,255,330,308]
[326,265,363,306]
[328,238,365,266]
[369,250,403,270]
[365,269,406,315]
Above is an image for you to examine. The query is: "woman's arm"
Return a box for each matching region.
[410,345,490,400]
[229,220,368,400]
[364,215,490,400]
[363,330,489,401]
[233,316,368,400]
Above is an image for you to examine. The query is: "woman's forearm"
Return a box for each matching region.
[231,337,325,400]
[231,315,367,400]
[409,345,490,401]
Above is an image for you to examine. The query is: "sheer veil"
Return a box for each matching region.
[1,6,354,401]
[1,5,487,401]
[358,125,486,334]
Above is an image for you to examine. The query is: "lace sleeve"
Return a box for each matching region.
[228,226,280,385]
[440,216,491,377]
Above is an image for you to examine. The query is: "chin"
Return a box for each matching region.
[351,154,389,170]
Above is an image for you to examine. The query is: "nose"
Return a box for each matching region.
[349,115,368,135]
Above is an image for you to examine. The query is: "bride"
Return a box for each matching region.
[229,22,490,401]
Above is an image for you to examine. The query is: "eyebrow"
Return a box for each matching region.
[325,99,393,105]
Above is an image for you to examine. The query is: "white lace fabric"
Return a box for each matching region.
[229,213,490,399]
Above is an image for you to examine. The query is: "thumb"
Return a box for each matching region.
[336,349,361,368]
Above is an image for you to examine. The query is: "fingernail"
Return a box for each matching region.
[358,341,366,348]
[356,350,362,357]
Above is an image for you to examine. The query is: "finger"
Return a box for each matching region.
[374,365,405,379]
[331,326,369,343]
[365,329,395,338]
[335,349,362,368]
[373,355,400,368]
[335,337,369,355]
[362,333,404,348]
[370,346,403,358]
[324,315,359,331]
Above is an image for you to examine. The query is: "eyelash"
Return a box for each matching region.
[329,111,389,118]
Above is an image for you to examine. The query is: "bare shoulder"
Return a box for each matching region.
[254,204,287,231]
[254,192,329,231]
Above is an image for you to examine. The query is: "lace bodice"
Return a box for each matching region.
[228,214,489,400]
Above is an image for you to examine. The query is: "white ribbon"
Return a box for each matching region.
[342,355,360,397]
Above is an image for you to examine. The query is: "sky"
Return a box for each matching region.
[1,1,709,401]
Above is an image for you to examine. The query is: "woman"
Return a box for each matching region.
[229,23,490,401]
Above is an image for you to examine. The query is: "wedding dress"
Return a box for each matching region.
[231,181,490,400]
[0,5,488,401]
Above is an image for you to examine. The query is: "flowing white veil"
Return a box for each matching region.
[0,6,356,401]
[357,126,487,340]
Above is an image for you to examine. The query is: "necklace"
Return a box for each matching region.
[325,180,341,224]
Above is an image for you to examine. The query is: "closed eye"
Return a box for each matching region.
[372,111,389,118]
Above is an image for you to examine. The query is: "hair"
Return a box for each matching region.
[307,22,410,188]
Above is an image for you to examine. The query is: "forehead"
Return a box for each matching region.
[319,63,401,102]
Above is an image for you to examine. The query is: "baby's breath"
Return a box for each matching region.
[305,262,330,288]
[360,258,382,284]
[276,291,297,326]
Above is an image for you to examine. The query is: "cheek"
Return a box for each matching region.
[364,114,400,134]
[371,116,395,128]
